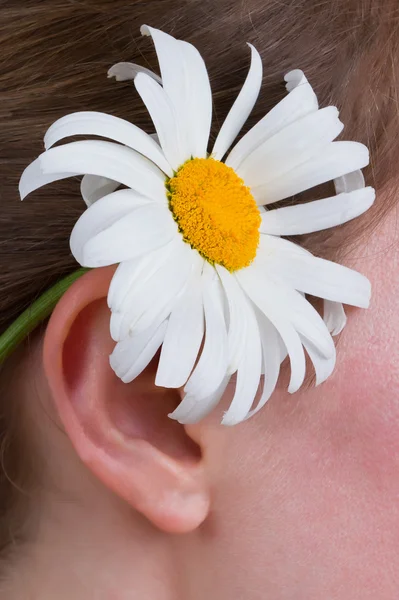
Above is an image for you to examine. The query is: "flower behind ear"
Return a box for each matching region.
[18,26,373,425]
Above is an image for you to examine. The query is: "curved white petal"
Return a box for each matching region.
[238,106,344,188]
[260,187,375,236]
[114,242,200,340]
[110,246,195,350]
[222,297,262,426]
[244,313,281,419]
[324,165,362,336]
[216,265,248,374]
[258,234,371,308]
[156,265,205,388]
[19,140,167,202]
[140,26,188,128]
[134,72,186,170]
[252,141,370,205]
[335,169,365,193]
[324,300,347,336]
[131,249,195,335]
[236,267,306,393]
[81,175,120,207]
[212,44,263,161]
[257,271,335,360]
[301,336,336,386]
[108,242,176,312]
[81,204,178,267]
[141,25,212,161]
[110,320,167,383]
[179,40,212,158]
[182,263,229,401]
[108,61,162,84]
[171,377,231,425]
[116,243,197,339]
[250,237,336,355]
[70,189,154,265]
[107,258,155,342]
[284,70,312,92]
[45,112,172,176]
[108,260,140,313]
[109,312,125,344]
[109,241,181,341]
[226,69,318,171]
[279,338,288,365]
[108,251,164,315]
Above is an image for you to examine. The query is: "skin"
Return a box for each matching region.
[1,202,398,600]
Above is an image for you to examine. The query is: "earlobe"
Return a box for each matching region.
[43,267,210,533]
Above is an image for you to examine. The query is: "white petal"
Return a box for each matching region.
[81,175,119,207]
[252,141,370,205]
[141,26,188,120]
[182,263,228,400]
[284,70,314,93]
[109,257,158,341]
[216,266,248,374]
[244,313,281,419]
[222,298,262,426]
[141,26,212,161]
[108,61,162,84]
[70,189,154,265]
[114,242,199,339]
[258,234,371,308]
[171,377,231,425]
[109,312,125,344]
[260,187,375,236]
[44,112,172,176]
[279,337,288,365]
[19,140,167,202]
[81,204,178,267]
[109,242,176,313]
[248,240,336,356]
[156,267,205,388]
[108,254,157,313]
[116,242,197,339]
[109,241,180,341]
[212,44,263,161]
[226,69,318,171]
[238,106,344,188]
[178,40,212,158]
[134,72,186,170]
[324,300,347,336]
[260,271,335,359]
[110,320,167,383]
[301,336,336,386]
[236,267,306,393]
[335,170,365,193]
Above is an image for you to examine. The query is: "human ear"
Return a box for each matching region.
[43,267,210,533]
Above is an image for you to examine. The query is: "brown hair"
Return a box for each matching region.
[0,0,398,558]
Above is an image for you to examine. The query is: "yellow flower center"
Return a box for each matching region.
[167,158,261,272]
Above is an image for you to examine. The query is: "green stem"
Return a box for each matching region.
[0,268,90,364]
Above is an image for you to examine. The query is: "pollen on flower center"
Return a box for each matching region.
[167,158,261,271]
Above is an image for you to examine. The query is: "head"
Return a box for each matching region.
[1,1,399,598]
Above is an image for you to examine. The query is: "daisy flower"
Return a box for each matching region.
[19,25,374,426]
